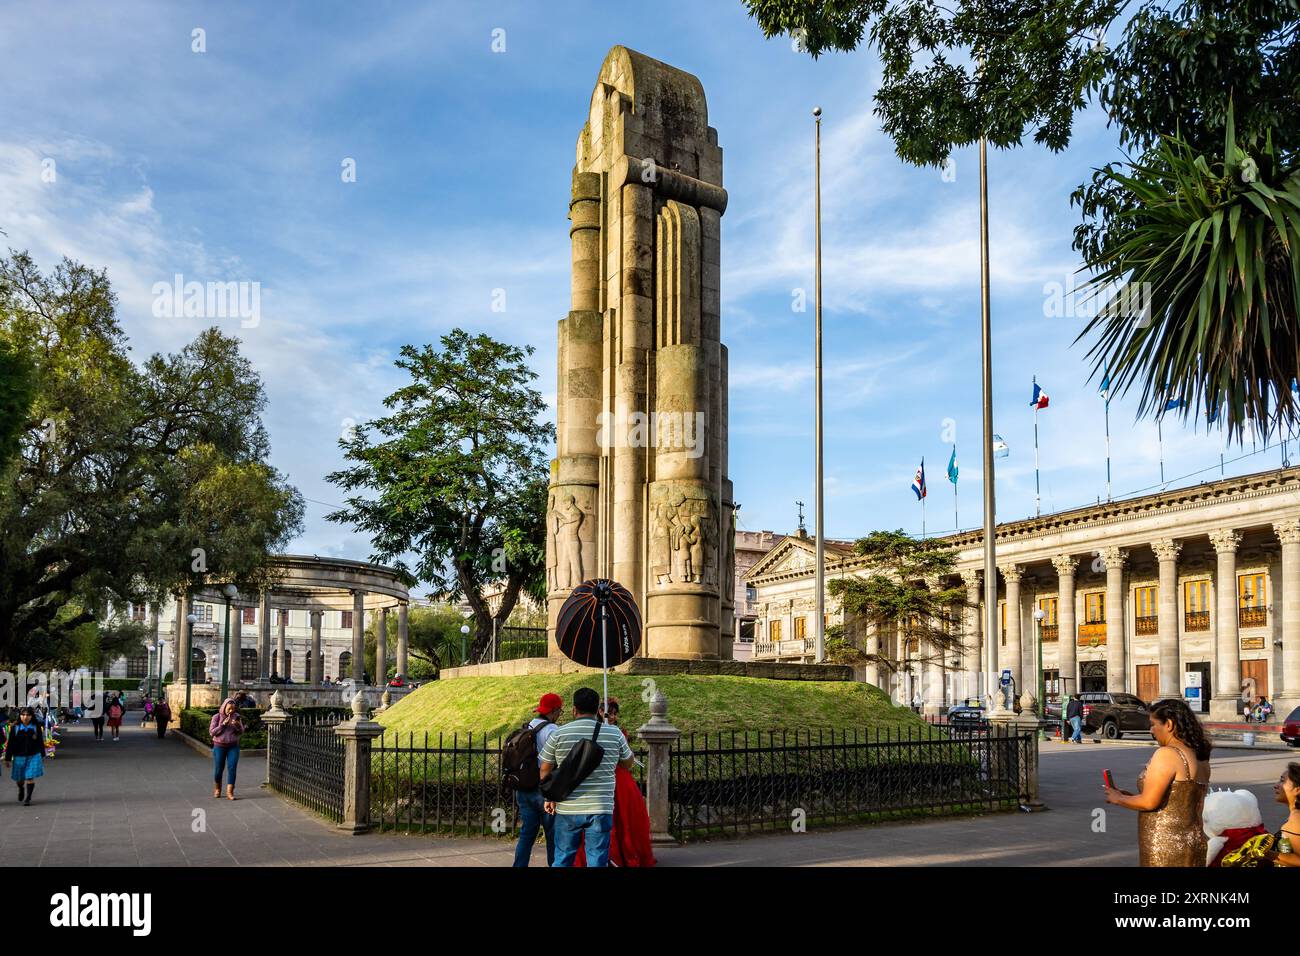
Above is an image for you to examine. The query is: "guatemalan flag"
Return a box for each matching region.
[911,459,927,500]
[1030,379,1050,410]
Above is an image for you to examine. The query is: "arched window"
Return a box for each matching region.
[304,650,313,683]
[339,651,352,677]
[190,648,207,683]
[240,649,259,680]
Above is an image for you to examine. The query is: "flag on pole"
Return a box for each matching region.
[947,446,958,484]
[1030,380,1050,409]
[1163,397,1185,411]
[992,434,1009,458]
[911,459,927,500]
[1099,369,1111,405]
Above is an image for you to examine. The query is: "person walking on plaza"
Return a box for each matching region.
[89,693,106,740]
[505,692,563,867]
[140,695,154,728]
[539,686,634,868]
[208,698,244,800]
[1105,698,1211,866]
[106,694,124,741]
[1066,694,1084,743]
[153,697,171,740]
[4,707,45,806]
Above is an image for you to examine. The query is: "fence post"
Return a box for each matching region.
[260,690,289,788]
[334,691,384,834]
[635,690,681,845]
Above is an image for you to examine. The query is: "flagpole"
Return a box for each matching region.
[978,131,1000,712]
[1033,377,1041,517]
[1104,396,1112,501]
[812,106,826,665]
[1158,419,1165,484]
[954,446,959,531]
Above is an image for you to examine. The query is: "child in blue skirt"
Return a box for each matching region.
[4,707,45,805]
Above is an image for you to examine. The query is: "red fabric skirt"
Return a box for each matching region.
[571,766,656,867]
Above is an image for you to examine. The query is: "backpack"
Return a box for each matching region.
[538,720,606,803]
[501,719,550,792]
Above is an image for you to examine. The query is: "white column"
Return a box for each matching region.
[308,608,321,686]
[1277,519,1300,702]
[1101,547,1128,693]
[961,570,982,704]
[864,620,880,687]
[1210,529,1242,719]
[1052,556,1078,697]
[376,606,389,685]
[277,610,288,679]
[396,601,409,680]
[259,591,272,681]
[1153,538,1182,698]
[1000,564,1024,694]
[229,607,243,689]
[351,590,365,682]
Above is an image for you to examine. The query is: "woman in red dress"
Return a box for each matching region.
[572,698,656,867]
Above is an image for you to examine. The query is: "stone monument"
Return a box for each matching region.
[547,46,734,661]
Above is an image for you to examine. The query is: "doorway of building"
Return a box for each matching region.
[1241,659,1269,711]
[1136,664,1159,703]
[1185,661,1211,713]
[1081,661,1107,692]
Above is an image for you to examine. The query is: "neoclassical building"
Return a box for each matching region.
[745,467,1300,720]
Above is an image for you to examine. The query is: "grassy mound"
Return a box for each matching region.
[375,673,928,741]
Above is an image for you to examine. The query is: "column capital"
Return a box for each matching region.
[1151,538,1182,563]
[1210,528,1242,554]
[998,563,1024,584]
[1100,546,1128,571]
[960,569,981,589]
[1275,518,1300,545]
[1051,555,1078,577]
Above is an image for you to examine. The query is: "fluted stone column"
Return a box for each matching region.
[961,570,982,705]
[1277,519,1300,705]
[396,602,409,680]
[863,621,880,687]
[175,591,191,685]
[1102,547,1128,693]
[1000,564,1024,694]
[276,610,288,680]
[1152,539,1182,698]
[376,606,389,685]
[1210,529,1242,720]
[351,590,365,682]
[229,607,242,689]
[258,591,271,681]
[310,610,323,684]
[1052,556,1078,697]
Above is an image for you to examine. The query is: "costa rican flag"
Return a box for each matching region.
[911,459,926,500]
[1030,379,1050,409]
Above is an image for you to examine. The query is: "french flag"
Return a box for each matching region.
[1030,379,1050,410]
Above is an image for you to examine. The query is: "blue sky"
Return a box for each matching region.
[0,0,1284,563]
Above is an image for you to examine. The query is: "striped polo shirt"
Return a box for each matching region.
[538,718,633,816]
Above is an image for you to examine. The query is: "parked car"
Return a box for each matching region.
[1076,691,1151,739]
[1280,707,1300,747]
[945,703,987,729]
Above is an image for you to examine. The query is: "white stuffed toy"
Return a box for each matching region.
[1202,788,1267,866]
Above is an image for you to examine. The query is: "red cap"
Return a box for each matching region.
[535,693,563,715]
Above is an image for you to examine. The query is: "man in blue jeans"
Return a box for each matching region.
[539,686,635,867]
[513,692,563,867]
[1066,695,1084,743]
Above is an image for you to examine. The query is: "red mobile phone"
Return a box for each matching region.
[1102,769,1116,789]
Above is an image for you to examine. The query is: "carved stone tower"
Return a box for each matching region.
[546,47,734,661]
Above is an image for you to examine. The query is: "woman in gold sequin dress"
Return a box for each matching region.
[1105,698,1211,866]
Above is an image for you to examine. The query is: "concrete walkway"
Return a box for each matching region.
[3,719,1294,866]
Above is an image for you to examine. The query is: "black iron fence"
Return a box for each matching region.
[669,725,1033,840]
[266,715,346,823]
[368,730,646,835]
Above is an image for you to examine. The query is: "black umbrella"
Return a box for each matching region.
[555,579,642,703]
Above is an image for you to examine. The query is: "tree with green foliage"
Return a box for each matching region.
[743,0,1300,436]
[827,531,966,685]
[0,252,303,665]
[328,329,552,663]
[365,602,471,679]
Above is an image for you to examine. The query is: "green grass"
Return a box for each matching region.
[375,673,930,741]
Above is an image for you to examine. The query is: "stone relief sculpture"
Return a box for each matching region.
[554,494,585,590]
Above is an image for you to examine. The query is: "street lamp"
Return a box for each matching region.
[460,623,471,667]
[221,583,238,702]
[184,612,197,710]
[155,637,164,700]
[1033,606,1048,741]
